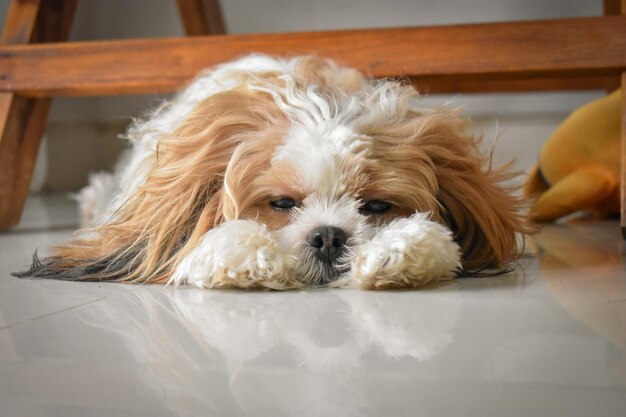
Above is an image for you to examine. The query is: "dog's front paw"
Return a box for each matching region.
[171,220,299,290]
[350,213,461,289]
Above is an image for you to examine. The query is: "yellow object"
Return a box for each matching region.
[524,89,621,221]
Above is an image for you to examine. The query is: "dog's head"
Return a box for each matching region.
[21,56,526,285]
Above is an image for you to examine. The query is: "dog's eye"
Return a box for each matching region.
[270,197,297,210]
[359,199,393,215]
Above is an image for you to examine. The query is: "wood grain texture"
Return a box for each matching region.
[0,0,76,230]
[1,16,625,97]
[411,75,620,94]
[176,0,226,35]
[0,0,40,44]
[0,95,51,229]
[0,0,42,229]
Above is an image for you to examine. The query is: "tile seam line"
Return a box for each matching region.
[0,286,141,331]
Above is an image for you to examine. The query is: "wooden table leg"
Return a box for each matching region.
[604,0,624,92]
[610,0,626,238]
[620,72,626,240]
[0,0,77,230]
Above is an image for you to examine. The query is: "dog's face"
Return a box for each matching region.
[230,118,438,285]
[246,124,398,284]
[21,56,526,287]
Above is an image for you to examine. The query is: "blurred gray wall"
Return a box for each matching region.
[0,0,604,191]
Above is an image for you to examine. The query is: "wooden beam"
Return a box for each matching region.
[1,16,625,97]
[176,0,226,35]
[411,75,619,95]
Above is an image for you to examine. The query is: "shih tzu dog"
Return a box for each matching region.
[16,55,528,289]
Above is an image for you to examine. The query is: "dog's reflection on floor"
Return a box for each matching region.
[81,288,462,416]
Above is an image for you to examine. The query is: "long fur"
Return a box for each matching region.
[15,55,530,288]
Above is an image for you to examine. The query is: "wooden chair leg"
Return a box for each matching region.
[0,0,77,230]
[176,0,226,35]
[0,96,51,229]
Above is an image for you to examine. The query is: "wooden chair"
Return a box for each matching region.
[1,0,625,234]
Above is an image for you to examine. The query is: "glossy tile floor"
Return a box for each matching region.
[1,195,625,417]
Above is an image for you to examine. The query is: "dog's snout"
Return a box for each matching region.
[307,226,347,263]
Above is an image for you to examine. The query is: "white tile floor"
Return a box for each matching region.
[1,195,625,417]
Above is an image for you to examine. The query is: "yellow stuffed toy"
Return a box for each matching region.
[524,89,621,221]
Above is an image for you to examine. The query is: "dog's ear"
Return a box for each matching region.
[15,85,288,283]
[416,111,528,272]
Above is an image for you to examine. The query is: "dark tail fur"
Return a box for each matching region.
[12,246,143,282]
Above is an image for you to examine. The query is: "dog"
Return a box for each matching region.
[16,55,528,289]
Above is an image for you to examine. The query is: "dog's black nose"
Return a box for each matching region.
[307,226,348,263]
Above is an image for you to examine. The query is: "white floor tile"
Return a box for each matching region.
[0,196,624,416]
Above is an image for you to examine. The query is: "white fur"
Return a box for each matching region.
[170,220,300,290]
[73,172,116,226]
[169,211,459,289]
[272,122,369,194]
[347,213,461,289]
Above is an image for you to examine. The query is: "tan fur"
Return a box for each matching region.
[50,83,289,283]
[365,106,529,271]
[294,55,366,92]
